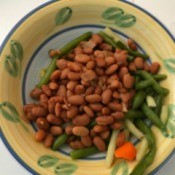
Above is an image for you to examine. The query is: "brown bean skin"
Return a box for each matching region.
[93,136,106,151]
[50,126,63,136]
[110,122,123,130]
[92,34,103,45]
[95,67,105,76]
[94,85,102,95]
[55,103,61,117]
[128,62,137,72]
[56,59,67,70]
[75,54,90,64]
[69,141,85,150]
[111,112,125,120]
[46,114,62,125]
[100,130,110,140]
[67,81,78,91]
[105,64,118,75]
[96,116,114,125]
[83,106,95,118]
[48,101,56,114]
[42,85,52,97]
[105,56,115,66]
[65,125,74,135]
[96,57,106,68]
[93,125,108,133]
[67,62,82,72]
[81,135,93,147]
[57,85,67,97]
[36,117,50,131]
[112,91,120,100]
[50,70,61,81]
[143,62,150,72]
[118,67,128,79]
[101,89,112,104]
[31,107,47,117]
[67,106,78,119]
[101,107,111,115]
[150,62,160,74]
[43,133,54,148]
[67,95,84,105]
[89,103,103,112]
[60,68,70,79]
[116,131,126,147]
[108,102,123,111]
[72,126,89,136]
[90,129,98,137]
[81,70,96,82]
[68,72,81,81]
[35,130,47,142]
[85,86,95,95]
[49,82,59,90]
[74,47,83,54]
[85,94,101,103]
[74,85,85,95]
[86,60,96,69]
[134,57,144,69]
[67,90,74,97]
[72,114,90,126]
[30,88,43,99]
[122,74,134,89]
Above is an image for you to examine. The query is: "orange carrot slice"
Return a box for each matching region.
[115,142,136,161]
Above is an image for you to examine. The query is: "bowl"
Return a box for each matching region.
[0,0,175,174]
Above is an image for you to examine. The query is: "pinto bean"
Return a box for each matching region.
[69,141,85,150]
[74,85,85,94]
[50,126,63,136]
[43,133,54,147]
[105,56,115,66]
[72,126,89,136]
[31,106,47,117]
[102,89,112,104]
[134,57,144,69]
[81,70,96,81]
[150,62,160,74]
[42,85,52,97]
[122,74,134,89]
[83,106,95,118]
[89,103,103,112]
[96,116,114,125]
[35,130,47,142]
[96,57,106,68]
[67,106,78,119]
[67,81,78,91]
[72,114,90,126]
[93,136,106,151]
[75,54,90,64]
[86,60,96,69]
[50,70,61,81]
[67,61,82,72]
[36,117,50,131]
[67,95,84,105]
[68,72,81,81]
[105,64,118,75]
[81,135,93,147]
[57,85,66,97]
[46,114,62,125]
[30,88,43,99]
[85,94,101,103]
[56,59,67,70]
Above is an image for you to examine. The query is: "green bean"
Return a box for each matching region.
[154,95,164,116]
[98,31,117,49]
[141,103,164,130]
[137,70,168,95]
[52,133,69,150]
[37,32,92,88]
[135,79,153,90]
[130,120,156,175]
[132,90,146,110]
[161,87,169,96]
[145,87,156,96]
[125,110,144,119]
[70,146,99,159]
[153,74,167,81]
[87,120,96,128]
[127,55,134,62]
[134,76,140,89]
[115,41,148,59]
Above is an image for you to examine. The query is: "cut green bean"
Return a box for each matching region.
[70,146,99,159]
[137,70,168,95]
[145,87,156,96]
[134,76,140,88]
[153,74,167,81]
[141,103,164,130]
[115,41,148,59]
[127,55,134,62]
[98,31,117,49]
[52,133,69,150]
[132,90,146,110]
[87,120,96,128]
[37,32,92,88]
[154,95,164,116]
[135,79,153,90]
[125,110,144,119]
[130,120,156,175]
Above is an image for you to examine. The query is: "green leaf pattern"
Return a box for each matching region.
[111,161,129,175]
[55,7,72,25]
[163,59,175,74]
[4,40,23,77]
[0,101,28,131]
[102,7,136,28]
[38,155,78,175]
[162,104,175,138]
[38,155,58,168]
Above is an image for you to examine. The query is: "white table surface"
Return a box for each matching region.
[0,0,175,174]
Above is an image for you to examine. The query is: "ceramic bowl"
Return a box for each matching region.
[0,0,175,174]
